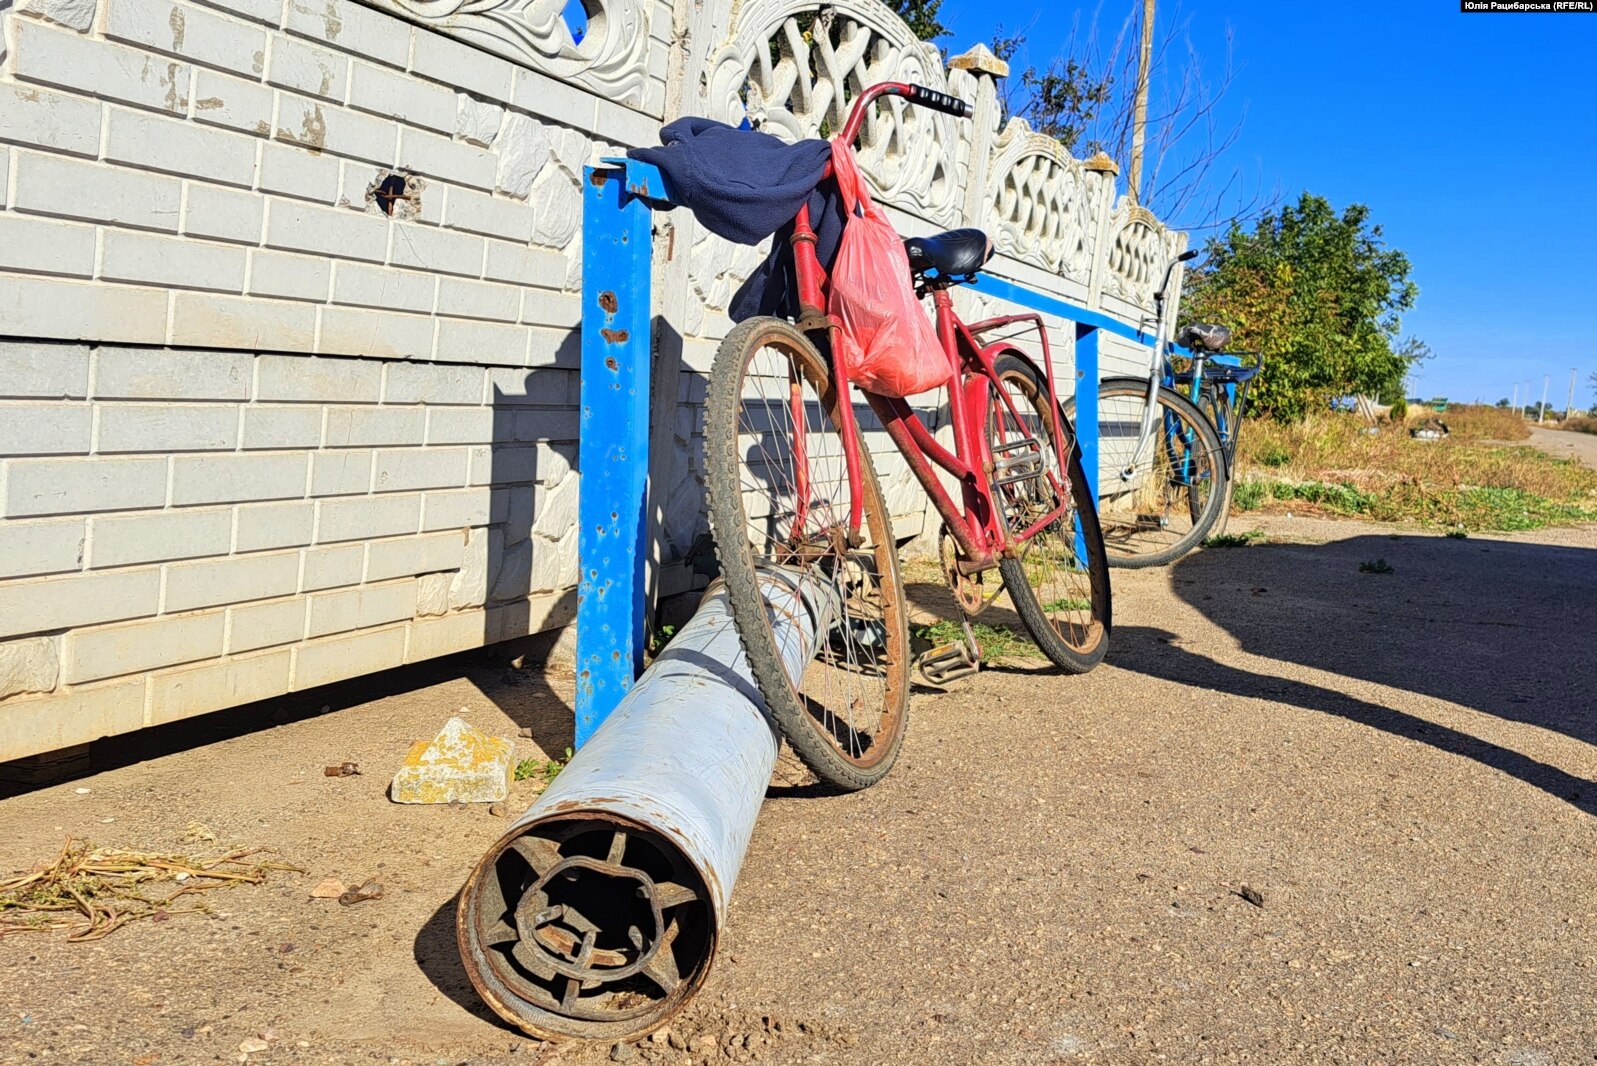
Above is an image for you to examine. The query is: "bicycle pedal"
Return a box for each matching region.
[916,641,980,686]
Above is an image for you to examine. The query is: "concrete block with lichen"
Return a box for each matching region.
[390,715,515,804]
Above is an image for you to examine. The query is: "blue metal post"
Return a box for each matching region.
[1073,324,1100,561]
[575,164,656,748]
[1073,324,1101,501]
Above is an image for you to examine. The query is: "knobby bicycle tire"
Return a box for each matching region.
[704,317,911,791]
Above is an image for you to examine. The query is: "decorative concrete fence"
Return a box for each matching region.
[0,0,1183,762]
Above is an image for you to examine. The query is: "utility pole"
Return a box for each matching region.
[1539,374,1549,423]
[1511,382,1519,413]
[1129,0,1155,202]
[1570,367,1579,421]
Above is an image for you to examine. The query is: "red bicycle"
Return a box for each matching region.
[706,82,1111,790]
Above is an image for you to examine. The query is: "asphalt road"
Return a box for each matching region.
[1527,424,1597,471]
[1,515,1594,1065]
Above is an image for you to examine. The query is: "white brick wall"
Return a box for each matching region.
[0,0,1129,762]
[0,0,635,375]
[0,340,584,758]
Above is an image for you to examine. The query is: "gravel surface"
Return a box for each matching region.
[1,517,1594,1065]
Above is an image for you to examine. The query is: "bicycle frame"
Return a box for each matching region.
[1120,250,1193,482]
[1173,350,1264,468]
[787,83,1075,574]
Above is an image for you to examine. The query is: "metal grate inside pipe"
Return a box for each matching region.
[456,571,835,1041]
[457,812,715,1042]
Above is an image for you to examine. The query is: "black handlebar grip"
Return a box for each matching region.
[906,84,972,119]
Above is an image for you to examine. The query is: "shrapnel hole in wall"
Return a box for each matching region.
[367,171,423,219]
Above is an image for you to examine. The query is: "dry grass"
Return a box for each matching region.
[0,833,301,941]
[1435,403,1531,442]
[1563,416,1597,436]
[1233,413,1597,531]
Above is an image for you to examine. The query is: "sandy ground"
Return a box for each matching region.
[2,515,1596,1066]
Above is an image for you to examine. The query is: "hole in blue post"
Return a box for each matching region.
[562,0,589,43]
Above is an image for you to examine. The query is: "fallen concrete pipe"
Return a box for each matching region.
[456,569,835,1042]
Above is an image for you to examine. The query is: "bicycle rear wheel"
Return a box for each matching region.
[987,353,1111,672]
[704,317,911,791]
[1064,377,1227,568]
[1199,385,1236,539]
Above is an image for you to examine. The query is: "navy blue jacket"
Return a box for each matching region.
[629,118,845,321]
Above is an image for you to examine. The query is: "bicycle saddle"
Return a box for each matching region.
[904,228,993,276]
[1176,322,1233,352]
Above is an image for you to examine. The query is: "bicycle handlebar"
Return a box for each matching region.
[906,84,972,118]
[838,82,973,144]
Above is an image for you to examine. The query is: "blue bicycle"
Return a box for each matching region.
[1063,252,1262,567]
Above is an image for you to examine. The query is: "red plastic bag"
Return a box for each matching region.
[827,139,948,398]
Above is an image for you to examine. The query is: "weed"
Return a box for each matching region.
[913,620,1037,663]
[514,747,573,785]
[1564,416,1597,435]
[1041,597,1094,612]
[0,837,301,941]
[645,623,678,658]
[1455,486,1597,531]
[1231,411,1597,531]
[1232,478,1268,511]
[1359,559,1395,574]
[1203,530,1266,548]
[1445,529,1468,539]
[1275,480,1377,512]
[1254,442,1293,468]
[1439,404,1530,442]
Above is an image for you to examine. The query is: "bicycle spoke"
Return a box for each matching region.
[989,361,1106,657]
[723,331,905,777]
[1092,385,1224,560]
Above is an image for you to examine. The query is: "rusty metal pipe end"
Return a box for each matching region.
[456,580,818,1042]
[457,810,717,1043]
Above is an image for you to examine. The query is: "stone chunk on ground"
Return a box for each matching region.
[390,715,515,804]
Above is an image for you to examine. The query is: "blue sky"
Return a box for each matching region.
[938,0,1597,408]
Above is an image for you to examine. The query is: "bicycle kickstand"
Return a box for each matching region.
[916,614,982,687]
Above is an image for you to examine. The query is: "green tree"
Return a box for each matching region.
[990,28,1113,153]
[1181,193,1420,421]
[888,0,950,43]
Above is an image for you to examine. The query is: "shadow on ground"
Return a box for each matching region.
[1116,532,1597,815]
[415,896,516,1031]
[0,641,578,799]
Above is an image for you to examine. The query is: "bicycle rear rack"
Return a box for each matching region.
[989,435,1050,533]
[990,435,1045,488]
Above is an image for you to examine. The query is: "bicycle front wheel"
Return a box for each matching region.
[1065,378,1227,568]
[987,353,1111,672]
[704,317,911,791]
